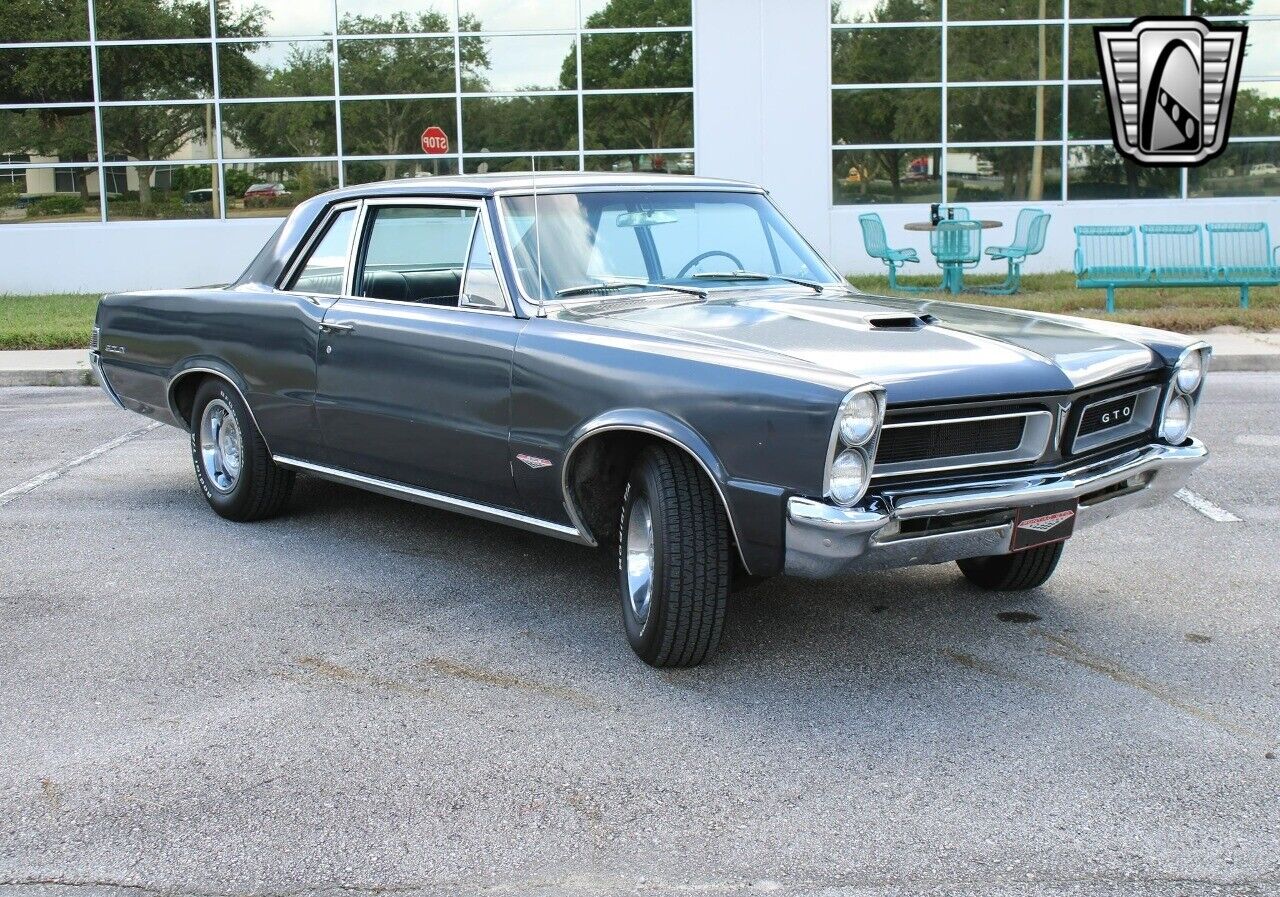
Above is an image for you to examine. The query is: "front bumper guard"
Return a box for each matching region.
[785,439,1207,578]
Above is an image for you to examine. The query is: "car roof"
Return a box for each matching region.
[319,171,763,202]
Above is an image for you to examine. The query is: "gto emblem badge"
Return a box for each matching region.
[1101,406,1133,425]
[517,453,553,470]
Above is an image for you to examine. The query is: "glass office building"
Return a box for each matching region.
[0,0,694,224]
[831,0,1280,205]
[5,0,1280,288]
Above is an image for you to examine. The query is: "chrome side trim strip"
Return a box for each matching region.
[560,424,752,574]
[273,455,593,546]
[88,351,126,410]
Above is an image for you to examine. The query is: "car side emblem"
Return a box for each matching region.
[1095,16,1247,167]
[517,453,553,470]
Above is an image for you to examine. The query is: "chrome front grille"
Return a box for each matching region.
[90,325,101,351]
[1070,385,1162,455]
[872,410,1054,479]
[877,415,1025,466]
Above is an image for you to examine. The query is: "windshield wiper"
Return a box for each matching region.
[690,270,827,293]
[555,279,707,300]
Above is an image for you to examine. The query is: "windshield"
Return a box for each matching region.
[497,190,842,302]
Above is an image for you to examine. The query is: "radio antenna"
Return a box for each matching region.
[532,155,546,318]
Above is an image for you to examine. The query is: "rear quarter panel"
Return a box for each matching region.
[94,285,328,456]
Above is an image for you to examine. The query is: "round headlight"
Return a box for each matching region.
[828,449,868,505]
[1162,393,1192,443]
[839,391,879,446]
[1175,349,1204,393]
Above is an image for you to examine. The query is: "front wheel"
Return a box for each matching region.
[618,445,731,667]
[190,378,294,521]
[957,542,1064,591]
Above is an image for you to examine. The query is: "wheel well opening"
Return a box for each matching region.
[169,372,212,430]
[565,431,742,566]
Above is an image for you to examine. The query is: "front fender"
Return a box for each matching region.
[560,408,789,578]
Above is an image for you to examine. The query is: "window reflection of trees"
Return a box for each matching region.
[0,0,695,223]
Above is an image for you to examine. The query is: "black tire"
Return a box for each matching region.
[189,378,294,522]
[618,445,731,668]
[957,542,1064,591]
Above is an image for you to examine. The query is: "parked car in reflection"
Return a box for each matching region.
[243,182,289,200]
[90,173,1210,668]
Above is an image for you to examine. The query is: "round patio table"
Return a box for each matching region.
[903,219,1004,293]
[903,219,1002,231]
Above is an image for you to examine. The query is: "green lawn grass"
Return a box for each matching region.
[847,271,1280,332]
[0,294,100,350]
[1,275,1277,352]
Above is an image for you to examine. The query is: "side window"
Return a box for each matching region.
[356,205,477,307]
[287,208,355,295]
[460,221,506,310]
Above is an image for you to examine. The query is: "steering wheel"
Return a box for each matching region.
[677,250,745,279]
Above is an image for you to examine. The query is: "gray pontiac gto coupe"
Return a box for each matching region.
[91,173,1210,667]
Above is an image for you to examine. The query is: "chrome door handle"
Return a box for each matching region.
[319,321,356,334]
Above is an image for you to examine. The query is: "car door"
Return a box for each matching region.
[313,197,526,509]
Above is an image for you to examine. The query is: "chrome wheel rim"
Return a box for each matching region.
[625,496,655,626]
[199,398,243,493]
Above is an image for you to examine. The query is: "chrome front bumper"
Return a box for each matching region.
[784,439,1208,578]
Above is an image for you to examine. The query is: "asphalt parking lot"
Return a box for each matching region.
[1,374,1278,897]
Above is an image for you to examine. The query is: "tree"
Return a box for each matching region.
[831,0,940,201]
[334,11,488,179]
[2,0,264,209]
[559,0,693,165]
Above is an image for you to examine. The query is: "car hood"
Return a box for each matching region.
[559,289,1161,404]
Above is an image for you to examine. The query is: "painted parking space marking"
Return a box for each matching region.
[1175,487,1243,523]
[0,421,163,508]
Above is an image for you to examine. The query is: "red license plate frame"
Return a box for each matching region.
[1011,499,1079,551]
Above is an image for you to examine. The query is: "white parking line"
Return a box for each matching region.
[1175,488,1243,523]
[0,422,163,508]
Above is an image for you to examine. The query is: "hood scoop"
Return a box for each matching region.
[867,312,935,330]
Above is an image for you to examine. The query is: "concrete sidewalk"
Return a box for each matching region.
[0,349,95,387]
[1,332,1279,388]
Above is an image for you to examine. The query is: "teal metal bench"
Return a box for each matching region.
[1075,222,1271,311]
[1206,222,1280,309]
[1074,225,1148,312]
[1142,224,1215,287]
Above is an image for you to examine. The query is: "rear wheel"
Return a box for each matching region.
[190,378,294,521]
[618,445,731,667]
[957,543,1064,591]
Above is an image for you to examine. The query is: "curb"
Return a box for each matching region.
[0,369,97,388]
[1206,355,1280,373]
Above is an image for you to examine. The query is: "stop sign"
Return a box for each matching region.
[420,126,449,155]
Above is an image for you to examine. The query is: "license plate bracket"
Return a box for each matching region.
[1011,499,1079,551]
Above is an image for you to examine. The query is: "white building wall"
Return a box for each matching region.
[3,0,1280,293]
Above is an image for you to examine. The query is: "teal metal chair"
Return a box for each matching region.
[930,219,982,293]
[941,205,971,221]
[981,209,1050,294]
[859,212,923,292]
